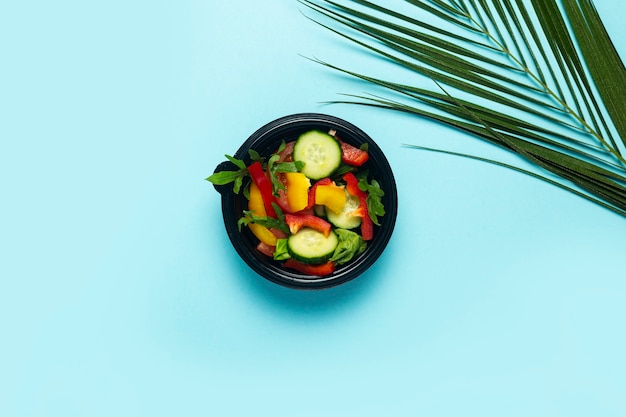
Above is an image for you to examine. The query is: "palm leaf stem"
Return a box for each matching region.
[425,0,467,17]
[512,0,565,105]
[476,0,511,52]
[460,0,625,164]
[492,0,529,70]
[450,0,470,15]
[405,0,480,32]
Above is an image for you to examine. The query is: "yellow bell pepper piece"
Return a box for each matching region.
[249,223,277,246]
[248,181,266,216]
[248,182,276,246]
[315,183,347,214]
[285,172,310,212]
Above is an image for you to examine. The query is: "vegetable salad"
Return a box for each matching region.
[208,129,385,276]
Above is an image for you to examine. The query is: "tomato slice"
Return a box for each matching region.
[274,187,293,214]
[256,241,275,257]
[277,141,295,162]
[340,141,369,166]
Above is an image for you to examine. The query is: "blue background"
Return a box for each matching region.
[2,1,626,416]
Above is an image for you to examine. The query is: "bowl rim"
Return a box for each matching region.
[213,113,398,289]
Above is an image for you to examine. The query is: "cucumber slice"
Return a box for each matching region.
[287,227,338,265]
[326,191,362,229]
[293,130,342,180]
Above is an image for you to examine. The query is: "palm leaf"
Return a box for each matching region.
[301,0,626,217]
[561,0,626,149]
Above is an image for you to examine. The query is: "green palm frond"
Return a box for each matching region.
[301,0,626,217]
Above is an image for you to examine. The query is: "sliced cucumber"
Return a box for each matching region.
[287,227,338,265]
[326,191,362,229]
[293,130,342,180]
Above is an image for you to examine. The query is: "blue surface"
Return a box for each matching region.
[2,1,626,416]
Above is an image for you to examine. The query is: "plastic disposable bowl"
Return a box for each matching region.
[212,113,398,289]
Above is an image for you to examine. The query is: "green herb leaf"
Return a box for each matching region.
[273,238,291,261]
[225,154,246,170]
[238,210,289,234]
[332,163,357,178]
[267,154,284,196]
[205,170,241,186]
[248,149,263,163]
[274,161,305,173]
[233,176,244,194]
[272,202,286,223]
[267,141,306,196]
[276,140,287,154]
[358,176,385,226]
[330,228,367,265]
[206,154,249,194]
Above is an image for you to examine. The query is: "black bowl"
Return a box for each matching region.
[212,113,398,289]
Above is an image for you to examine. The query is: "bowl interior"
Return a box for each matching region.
[214,113,397,289]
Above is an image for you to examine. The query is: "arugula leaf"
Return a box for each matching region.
[238,210,289,234]
[275,140,287,155]
[357,176,385,226]
[206,170,241,185]
[267,153,283,196]
[274,161,305,173]
[225,154,246,170]
[248,149,263,163]
[242,180,251,200]
[272,202,286,224]
[206,154,248,194]
[332,163,358,178]
[330,229,367,265]
[267,141,305,196]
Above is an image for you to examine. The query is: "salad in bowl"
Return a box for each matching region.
[208,114,397,289]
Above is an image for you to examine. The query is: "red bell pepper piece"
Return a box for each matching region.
[284,259,335,276]
[359,213,374,241]
[285,213,332,237]
[306,177,332,209]
[248,161,277,218]
[340,140,369,166]
[343,172,374,241]
[343,172,363,198]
